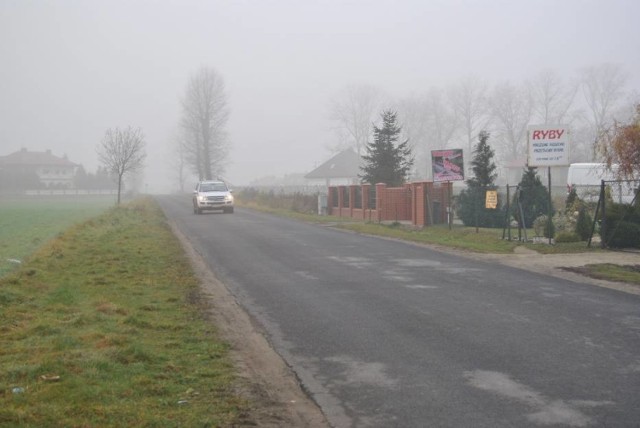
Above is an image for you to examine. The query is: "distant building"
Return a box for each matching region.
[305,149,362,187]
[0,148,79,189]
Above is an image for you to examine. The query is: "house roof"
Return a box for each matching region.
[305,149,361,179]
[0,149,78,167]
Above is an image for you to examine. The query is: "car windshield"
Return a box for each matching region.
[200,183,227,192]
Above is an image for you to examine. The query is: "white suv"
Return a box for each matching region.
[192,181,234,214]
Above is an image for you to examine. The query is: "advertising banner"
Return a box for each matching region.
[527,125,570,167]
[431,149,464,182]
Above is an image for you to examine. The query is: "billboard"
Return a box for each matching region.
[431,149,464,182]
[528,125,570,167]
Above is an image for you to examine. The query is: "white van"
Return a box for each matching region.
[567,163,638,204]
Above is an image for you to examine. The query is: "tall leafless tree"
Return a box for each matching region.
[580,63,628,155]
[395,88,459,178]
[490,81,533,164]
[168,130,189,192]
[426,87,459,151]
[529,69,578,125]
[395,94,430,178]
[180,66,230,181]
[449,76,491,155]
[97,126,146,205]
[329,83,382,156]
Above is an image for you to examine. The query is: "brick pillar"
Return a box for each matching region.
[328,187,334,215]
[338,186,344,217]
[375,183,386,221]
[349,185,356,218]
[362,184,370,221]
[412,183,426,227]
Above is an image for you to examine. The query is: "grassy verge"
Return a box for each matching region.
[0,198,245,427]
[563,264,640,285]
[238,200,603,255]
[335,222,521,253]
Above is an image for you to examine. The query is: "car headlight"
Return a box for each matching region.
[198,195,207,202]
[225,194,234,202]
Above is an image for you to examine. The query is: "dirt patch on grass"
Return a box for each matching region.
[168,221,329,428]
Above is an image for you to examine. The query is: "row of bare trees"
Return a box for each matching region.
[95,66,229,200]
[329,63,637,179]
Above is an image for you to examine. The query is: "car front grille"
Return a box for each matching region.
[206,196,225,202]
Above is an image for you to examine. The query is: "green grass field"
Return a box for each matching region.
[0,196,115,277]
[0,198,245,426]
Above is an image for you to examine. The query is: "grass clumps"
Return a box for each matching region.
[337,222,521,253]
[563,264,640,285]
[0,198,246,427]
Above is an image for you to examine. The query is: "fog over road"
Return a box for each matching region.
[157,195,640,427]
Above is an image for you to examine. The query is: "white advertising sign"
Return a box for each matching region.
[527,125,570,167]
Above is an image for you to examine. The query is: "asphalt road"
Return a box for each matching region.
[156,195,640,428]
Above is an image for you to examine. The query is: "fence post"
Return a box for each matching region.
[600,180,607,249]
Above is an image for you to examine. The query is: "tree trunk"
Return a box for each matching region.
[117,174,123,205]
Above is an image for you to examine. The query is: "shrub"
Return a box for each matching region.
[552,212,576,234]
[237,188,318,214]
[604,221,640,248]
[601,201,640,248]
[456,188,505,228]
[555,231,581,243]
[565,186,578,210]
[533,215,555,238]
[575,208,593,241]
[513,168,553,228]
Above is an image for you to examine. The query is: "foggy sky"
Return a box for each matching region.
[1,0,639,192]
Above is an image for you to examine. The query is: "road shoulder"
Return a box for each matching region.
[168,220,330,428]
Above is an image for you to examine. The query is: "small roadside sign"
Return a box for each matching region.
[485,190,498,209]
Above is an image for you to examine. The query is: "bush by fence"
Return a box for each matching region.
[237,187,319,214]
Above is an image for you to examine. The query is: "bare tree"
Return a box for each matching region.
[395,95,430,178]
[580,63,628,148]
[180,66,230,180]
[394,89,458,178]
[425,87,459,151]
[490,81,532,163]
[329,83,382,156]
[97,126,146,205]
[529,69,578,125]
[448,76,491,155]
[168,130,189,193]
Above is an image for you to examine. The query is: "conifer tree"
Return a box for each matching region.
[360,110,413,186]
[467,131,497,187]
[457,131,503,227]
[515,167,552,228]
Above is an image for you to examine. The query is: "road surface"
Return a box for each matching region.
[157,195,640,427]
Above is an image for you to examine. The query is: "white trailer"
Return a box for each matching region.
[567,163,638,203]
